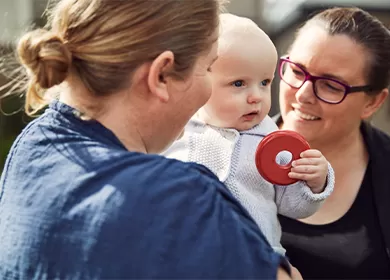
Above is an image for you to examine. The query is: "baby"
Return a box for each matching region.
[163,13,334,255]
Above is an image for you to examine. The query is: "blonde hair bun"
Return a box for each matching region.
[17,29,72,89]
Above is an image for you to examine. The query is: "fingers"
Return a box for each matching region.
[289,170,327,192]
[300,149,322,158]
[289,163,328,190]
[292,149,327,167]
[292,158,321,167]
[285,149,328,183]
[289,163,327,181]
[288,171,319,181]
[288,149,328,190]
[290,164,317,174]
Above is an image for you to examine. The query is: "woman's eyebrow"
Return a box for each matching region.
[295,62,349,84]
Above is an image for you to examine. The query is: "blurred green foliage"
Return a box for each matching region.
[0,12,47,174]
[0,94,32,173]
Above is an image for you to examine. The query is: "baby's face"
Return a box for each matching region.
[198,33,277,131]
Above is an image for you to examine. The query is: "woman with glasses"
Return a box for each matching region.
[275,7,390,279]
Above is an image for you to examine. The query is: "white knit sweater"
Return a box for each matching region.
[163,115,335,255]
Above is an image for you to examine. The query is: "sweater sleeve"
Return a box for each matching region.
[275,162,335,219]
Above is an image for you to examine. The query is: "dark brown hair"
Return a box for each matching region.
[296,7,390,93]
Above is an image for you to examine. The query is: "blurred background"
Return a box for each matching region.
[0,0,389,172]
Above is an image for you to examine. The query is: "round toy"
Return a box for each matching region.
[255,130,310,185]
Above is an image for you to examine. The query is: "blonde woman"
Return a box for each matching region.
[0,1,291,279]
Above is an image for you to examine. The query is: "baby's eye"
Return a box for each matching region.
[261,79,270,86]
[232,80,245,87]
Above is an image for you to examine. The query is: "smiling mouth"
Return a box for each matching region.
[294,109,321,121]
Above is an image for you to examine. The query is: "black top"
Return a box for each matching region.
[280,162,390,279]
[272,115,390,278]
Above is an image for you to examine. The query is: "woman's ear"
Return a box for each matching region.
[147,51,174,103]
[361,88,389,119]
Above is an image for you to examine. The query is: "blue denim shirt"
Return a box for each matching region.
[0,101,288,279]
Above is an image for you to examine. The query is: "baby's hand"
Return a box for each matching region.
[288,149,328,193]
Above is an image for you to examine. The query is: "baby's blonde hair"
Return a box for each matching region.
[218,13,273,55]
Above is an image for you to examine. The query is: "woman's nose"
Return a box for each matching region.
[295,80,317,104]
